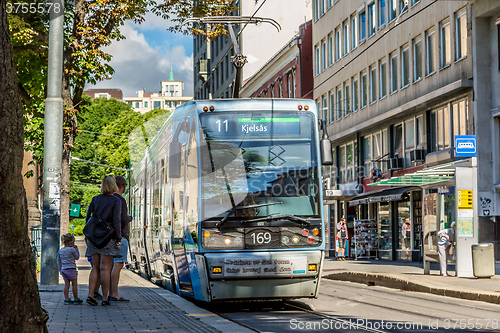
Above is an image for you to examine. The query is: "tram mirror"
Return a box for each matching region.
[320,138,333,165]
[169,141,182,178]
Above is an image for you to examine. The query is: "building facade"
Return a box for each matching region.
[240,20,313,99]
[313,0,474,262]
[83,88,123,100]
[123,80,192,114]
[471,0,500,260]
[193,0,312,100]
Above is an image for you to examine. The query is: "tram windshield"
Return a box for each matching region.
[199,111,320,221]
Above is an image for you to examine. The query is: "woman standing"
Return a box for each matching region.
[85,176,122,306]
[336,218,348,260]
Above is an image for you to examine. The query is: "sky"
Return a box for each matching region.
[88,11,194,97]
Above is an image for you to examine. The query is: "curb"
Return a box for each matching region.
[324,272,500,305]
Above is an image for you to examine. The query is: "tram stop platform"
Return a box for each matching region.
[38,237,252,333]
[322,257,500,305]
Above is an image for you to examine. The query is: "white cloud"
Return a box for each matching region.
[88,21,194,97]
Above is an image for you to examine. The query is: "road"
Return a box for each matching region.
[208,279,500,332]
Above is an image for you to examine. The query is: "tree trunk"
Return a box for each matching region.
[0,1,48,331]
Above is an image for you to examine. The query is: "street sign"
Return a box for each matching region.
[455,135,476,157]
[457,190,473,209]
[70,204,81,217]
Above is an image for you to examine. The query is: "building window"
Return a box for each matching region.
[369,65,377,103]
[361,71,368,108]
[335,27,341,61]
[352,77,359,112]
[135,102,140,108]
[452,99,469,137]
[394,123,403,158]
[440,19,451,68]
[351,14,358,50]
[429,105,451,152]
[346,142,355,182]
[399,0,407,14]
[144,101,148,107]
[344,82,351,116]
[368,2,376,37]
[343,20,349,56]
[322,95,328,122]
[336,86,342,120]
[404,119,415,166]
[359,10,367,42]
[390,51,398,93]
[363,136,372,177]
[378,0,386,28]
[426,28,436,75]
[380,59,387,98]
[413,37,422,82]
[339,145,346,183]
[388,0,397,23]
[314,0,319,21]
[411,0,420,6]
[315,45,320,75]
[401,44,410,88]
[328,0,333,9]
[455,8,467,60]
[321,39,327,71]
[329,91,334,123]
[320,0,325,16]
[328,33,334,66]
[154,101,161,109]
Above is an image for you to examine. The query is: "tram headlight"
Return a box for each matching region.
[292,236,300,243]
[201,228,244,249]
[281,236,290,244]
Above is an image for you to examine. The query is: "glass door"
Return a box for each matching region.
[378,202,392,260]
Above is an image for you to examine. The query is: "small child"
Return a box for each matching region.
[57,234,82,304]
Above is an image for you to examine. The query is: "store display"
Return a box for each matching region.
[353,219,378,259]
[413,192,423,259]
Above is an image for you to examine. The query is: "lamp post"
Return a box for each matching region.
[40,0,64,285]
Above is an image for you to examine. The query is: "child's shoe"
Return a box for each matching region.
[73,298,83,305]
[64,298,73,305]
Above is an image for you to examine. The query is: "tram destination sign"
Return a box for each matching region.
[224,255,307,277]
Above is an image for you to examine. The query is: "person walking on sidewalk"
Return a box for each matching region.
[438,222,456,277]
[85,175,122,306]
[58,233,83,304]
[110,175,132,302]
[401,218,411,256]
[336,218,348,260]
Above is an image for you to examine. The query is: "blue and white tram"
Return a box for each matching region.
[129,99,329,302]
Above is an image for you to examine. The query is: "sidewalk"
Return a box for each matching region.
[322,257,500,305]
[38,238,252,333]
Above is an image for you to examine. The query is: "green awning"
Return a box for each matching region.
[369,163,455,187]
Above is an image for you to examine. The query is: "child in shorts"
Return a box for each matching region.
[58,234,82,304]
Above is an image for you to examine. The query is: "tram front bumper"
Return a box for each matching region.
[197,250,323,301]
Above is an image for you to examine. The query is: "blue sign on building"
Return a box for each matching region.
[455,135,476,157]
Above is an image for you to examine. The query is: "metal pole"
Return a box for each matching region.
[41,0,64,285]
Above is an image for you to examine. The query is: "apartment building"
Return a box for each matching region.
[240,20,313,99]
[123,80,192,114]
[313,0,473,262]
[193,0,312,100]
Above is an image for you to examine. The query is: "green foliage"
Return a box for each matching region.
[70,218,86,236]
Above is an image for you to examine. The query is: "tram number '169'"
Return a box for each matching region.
[245,228,279,248]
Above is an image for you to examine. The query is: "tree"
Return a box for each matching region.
[0,0,48,331]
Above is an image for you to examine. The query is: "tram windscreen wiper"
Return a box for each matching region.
[246,214,310,226]
[216,202,283,228]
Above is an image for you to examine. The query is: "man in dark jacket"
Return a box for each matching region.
[110,175,132,302]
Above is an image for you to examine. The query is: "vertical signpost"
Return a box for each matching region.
[40,0,64,285]
[454,135,477,278]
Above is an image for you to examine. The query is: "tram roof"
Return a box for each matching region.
[181,98,317,113]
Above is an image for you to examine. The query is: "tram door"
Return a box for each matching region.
[171,142,193,292]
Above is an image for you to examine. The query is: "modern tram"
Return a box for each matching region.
[128,99,331,302]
